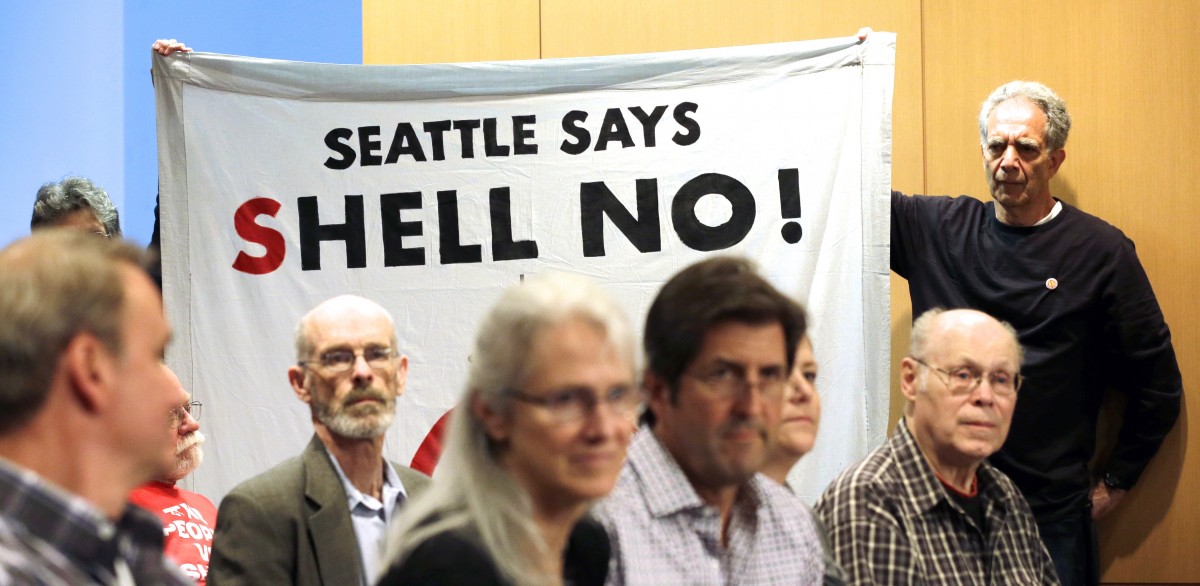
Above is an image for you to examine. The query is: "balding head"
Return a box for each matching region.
[910,308,1023,367]
[289,295,406,441]
[294,295,396,362]
[901,308,1023,473]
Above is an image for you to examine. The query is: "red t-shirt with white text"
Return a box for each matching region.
[129,481,218,584]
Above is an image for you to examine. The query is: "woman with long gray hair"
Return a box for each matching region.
[377,271,639,586]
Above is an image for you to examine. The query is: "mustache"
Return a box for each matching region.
[177,430,205,455]
[719,419,766,438]
[344,387,390,405]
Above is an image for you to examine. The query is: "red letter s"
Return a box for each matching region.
[231,198,285,275]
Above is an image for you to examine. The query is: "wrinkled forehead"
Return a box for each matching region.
[306,310,396,352]
[987,98,1048,139]
[928,323,1019,369]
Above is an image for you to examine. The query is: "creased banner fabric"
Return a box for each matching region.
[153,33,896,502]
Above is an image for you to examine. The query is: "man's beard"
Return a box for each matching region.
[314,384,396,439]
[166,430,205,482]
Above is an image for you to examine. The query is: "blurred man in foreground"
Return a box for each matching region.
[0,230,187,584]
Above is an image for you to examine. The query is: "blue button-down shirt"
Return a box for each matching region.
[327,454,408,585]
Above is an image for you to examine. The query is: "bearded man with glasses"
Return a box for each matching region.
[209,295,429,586]
[129,364,217,584]
[816,307,1059,585]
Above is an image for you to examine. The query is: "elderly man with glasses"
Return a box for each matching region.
[594,256,827,585]
[208,295,429,586]
[129,365,217,584]
[815,308,1059,585]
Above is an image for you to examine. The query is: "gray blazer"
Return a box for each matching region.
[208,435,430,586]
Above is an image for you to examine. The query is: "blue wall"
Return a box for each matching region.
[0,1,125,245]
[0,1,362,247]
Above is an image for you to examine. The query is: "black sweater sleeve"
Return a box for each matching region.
[1099,236,1183,487]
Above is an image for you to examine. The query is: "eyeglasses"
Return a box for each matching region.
[911,357,1022,397]
[298,347,397,373]
[169,400,203,428]
[687,363,788,399]
[510,385,640,424]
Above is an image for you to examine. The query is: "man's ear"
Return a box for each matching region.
[288,366,310,404]
[900,357,921,402]
[1047,148,1066,176]
[470,392,510,444]
[62,333,115,413]
[643,370,672,421]
[393,355,409,398]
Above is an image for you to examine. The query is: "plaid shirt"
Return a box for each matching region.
[813,420,1060,585]
[0,459,191,586]
[594,426,824,585]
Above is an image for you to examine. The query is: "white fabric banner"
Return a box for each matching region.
[154,33,895,503]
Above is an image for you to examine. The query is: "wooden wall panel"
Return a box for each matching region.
[362,0,540,64]
[922,1,1200,582]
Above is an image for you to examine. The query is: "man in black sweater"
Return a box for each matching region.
[891,80,1182,586]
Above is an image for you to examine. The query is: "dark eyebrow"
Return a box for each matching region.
[708,359,748,373]
[710,358,788,375]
